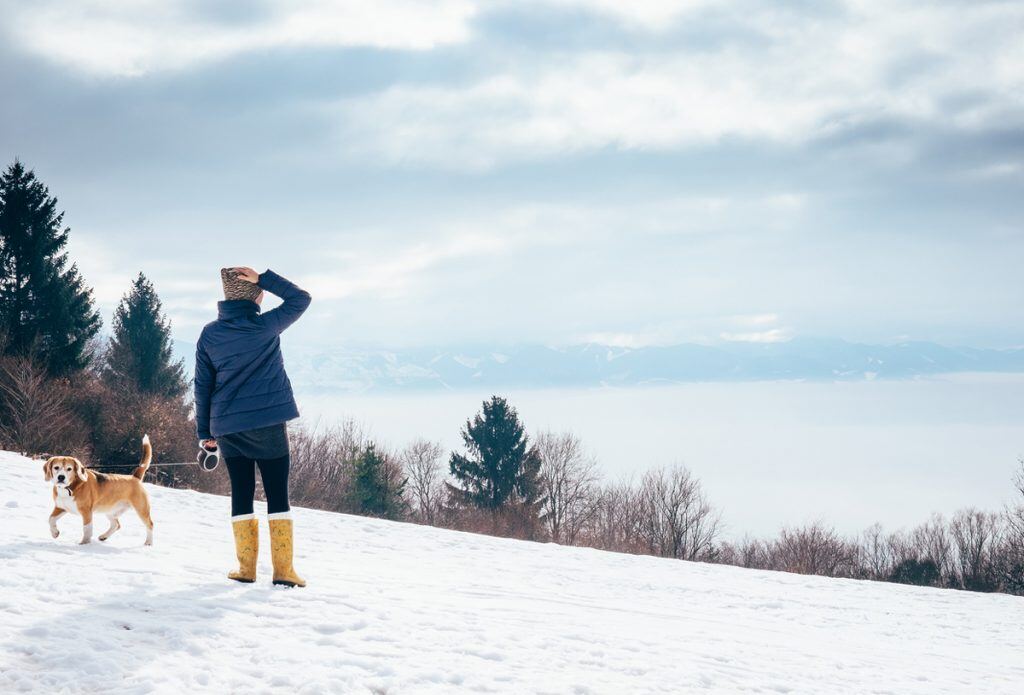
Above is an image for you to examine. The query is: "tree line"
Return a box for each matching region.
[281,414,1024,596]
[0,160,194,482]
[1,160,1022,597]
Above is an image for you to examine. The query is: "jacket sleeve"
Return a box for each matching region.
[194,340,215,441]
[258,269,312,335]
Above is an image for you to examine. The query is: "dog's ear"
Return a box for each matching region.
[74,459,88,482]
[43,458,54,482]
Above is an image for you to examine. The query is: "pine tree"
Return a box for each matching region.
[104,273,187,399]
[447,396,545,530]
[0,161,101,374]
[352,443,407,520]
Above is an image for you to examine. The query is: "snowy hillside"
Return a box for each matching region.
[2,451,1023,694]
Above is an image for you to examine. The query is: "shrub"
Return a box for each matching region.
[889,558,942,587]
[760,522,857,577]
[0,353,88,456]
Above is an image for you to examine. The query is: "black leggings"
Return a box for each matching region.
[225,455,291,517]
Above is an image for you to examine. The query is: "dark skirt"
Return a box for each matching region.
[217,423,289,460]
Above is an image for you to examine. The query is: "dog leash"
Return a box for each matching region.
[90,446,221,472]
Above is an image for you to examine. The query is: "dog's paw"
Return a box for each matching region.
[99,535,109,542]
[79,538,91,545]
[51,528,59,539]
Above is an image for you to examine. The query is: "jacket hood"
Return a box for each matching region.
[217,299,261,320]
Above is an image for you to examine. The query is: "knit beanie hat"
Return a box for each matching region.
[221,268,262,302]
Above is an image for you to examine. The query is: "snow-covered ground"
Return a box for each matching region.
[1,451,1022,694]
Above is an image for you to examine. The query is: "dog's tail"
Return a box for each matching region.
[133,434,152,480]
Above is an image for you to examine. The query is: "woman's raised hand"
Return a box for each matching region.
[233,267,260,284]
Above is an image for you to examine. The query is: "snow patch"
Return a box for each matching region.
[0,450,1022,693]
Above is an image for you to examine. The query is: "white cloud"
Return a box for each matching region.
[306,191,809,302]
[736,313,781,327]
[763,194,806,213]
[304,232,510,301]
[577,316,794,350]
[720,328,792,343]
[3,0,477,77]
[578,332,647,348]
[961,162,1023,181]
[337,1,1024,169]
[340,54,836,169]
[536,0,711,29]
[719,315,790,345]
[0,0,730,79]
[7,0,1021,172]
[68,231,218,333]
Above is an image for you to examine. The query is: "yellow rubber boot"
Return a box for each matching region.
[228,516,258,583]
[268,515,306,587]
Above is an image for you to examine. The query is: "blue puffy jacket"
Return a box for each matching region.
[194,270,311,441]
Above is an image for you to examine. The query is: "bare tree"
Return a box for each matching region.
[637,465,721,561]
[708,462,1024,596]
[908,513,954,583]
[585,479,643,553]
[858,523,893,580]
[950,508,1003,591]
[885,528,914,568]
[1008,459,1024,542]
[289,419,368,512]
[535,431,601,544]
[401,438,447,525]
[1002,458,1024,594]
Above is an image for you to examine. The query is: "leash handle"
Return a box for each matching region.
[197,443,221,471]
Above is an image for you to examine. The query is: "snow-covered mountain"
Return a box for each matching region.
[2,451,1023,693]
[178,338,1024,393]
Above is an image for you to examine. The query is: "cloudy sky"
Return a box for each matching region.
[2,0,1022,350]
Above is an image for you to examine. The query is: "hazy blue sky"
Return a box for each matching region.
[1,0,1021,350]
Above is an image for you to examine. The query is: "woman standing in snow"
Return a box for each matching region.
[194,267,311,587]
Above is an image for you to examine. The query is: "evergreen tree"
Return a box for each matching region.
[352,443,407,520]
[0,161,101,374]
[104,273,186,398]
[447,396,545,528]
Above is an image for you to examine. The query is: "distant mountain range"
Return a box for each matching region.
[175,337,1024,393]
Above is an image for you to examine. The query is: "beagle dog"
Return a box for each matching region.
[44,435,154,546]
